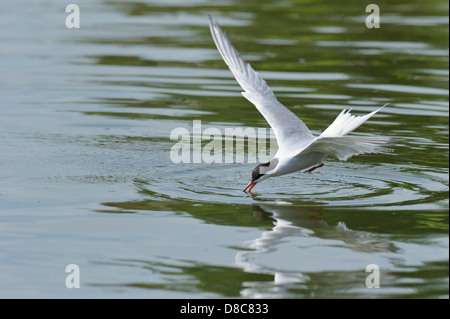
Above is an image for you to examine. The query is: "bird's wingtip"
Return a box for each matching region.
[208,14,218,27]
[376,103,389,112]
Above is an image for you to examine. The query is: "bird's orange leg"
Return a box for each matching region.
[305,163,324,173]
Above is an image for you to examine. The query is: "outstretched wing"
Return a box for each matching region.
[208,16,314,150]
[299,135,397,161]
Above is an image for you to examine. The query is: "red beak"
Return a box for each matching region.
[243,181,257,193]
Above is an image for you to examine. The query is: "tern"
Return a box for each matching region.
[208,16,397,193]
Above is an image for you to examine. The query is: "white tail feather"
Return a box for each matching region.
[320,105,387,137]
[297,105,398,161]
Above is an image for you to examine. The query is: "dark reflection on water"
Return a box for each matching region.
[90,200,447,298]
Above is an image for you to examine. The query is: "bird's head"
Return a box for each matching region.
[243,158,279,193]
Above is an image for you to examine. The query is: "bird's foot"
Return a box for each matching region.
[305,163,324,173]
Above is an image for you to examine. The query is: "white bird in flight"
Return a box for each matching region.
[208,16,398,193]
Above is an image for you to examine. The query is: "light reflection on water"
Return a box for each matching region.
[0,0,448,298]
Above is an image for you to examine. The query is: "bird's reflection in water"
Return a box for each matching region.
[235,204,399,297]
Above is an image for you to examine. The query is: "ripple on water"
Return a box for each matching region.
[137,160,448,211]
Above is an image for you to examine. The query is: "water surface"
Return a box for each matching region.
[0,0,448,298]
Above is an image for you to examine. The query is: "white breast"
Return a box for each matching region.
[272,152,327,177]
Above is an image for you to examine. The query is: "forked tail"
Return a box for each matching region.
[320,104,388,138]
[297,104,400,161]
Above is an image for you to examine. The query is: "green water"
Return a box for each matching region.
[0,0,448,298]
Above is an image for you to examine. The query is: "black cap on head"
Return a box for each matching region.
[245,159,278,193]
[251,160,275,182]
[251,158,279,182]
[251,165,264,183]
